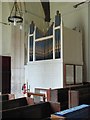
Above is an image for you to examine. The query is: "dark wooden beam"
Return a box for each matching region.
[41,0,50,22]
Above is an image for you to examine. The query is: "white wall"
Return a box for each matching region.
[88,3,90,82]
[50,2,89,82]
[0,2,2,55]
[2,2,11,55]
[11,26,25,98]
[0,2,2,97]
[1,2,24,98]
[25,60,63,92]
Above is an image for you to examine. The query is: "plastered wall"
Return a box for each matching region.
[0,2,2,55]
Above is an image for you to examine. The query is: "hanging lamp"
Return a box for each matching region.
[8,1,23,26]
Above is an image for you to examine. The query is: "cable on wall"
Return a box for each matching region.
[73,0,90,8]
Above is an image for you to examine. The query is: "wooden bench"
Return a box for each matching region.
[33,83,90,110]
[1,101,60,119]
[0,93,15,102]
[54,104,90,120]
[1,97,34,111]
[51,83,90,110]
[69,86,90,107]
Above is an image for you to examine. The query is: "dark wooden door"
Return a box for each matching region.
[0,56,11,94]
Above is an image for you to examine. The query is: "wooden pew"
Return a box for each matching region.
[1,101,60,119]
[51,114,65,120]
[69,86,90,108]
[0,93,15,102]
[33,83,90,111]
[63,84,90,109]
[70,82,90,90]
[1,97,34,111]
[50,83,90,110]
[34,87,72,110]
[52,88,69,110]
[54,104,90,120]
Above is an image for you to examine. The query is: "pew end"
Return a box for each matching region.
[26,97,34,105]
[8,94,15,100]
[0,93,15,102]
[49,101,60,113]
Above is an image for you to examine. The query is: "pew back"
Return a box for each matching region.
[54,104,90,120]
[69,87,90,108]
[52,83,90,110]
[2,102,53,119]
[2,97,30,110]
[0,94,15,102]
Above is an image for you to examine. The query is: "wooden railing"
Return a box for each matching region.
[27,92,46,102]
[35,88,51,101]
